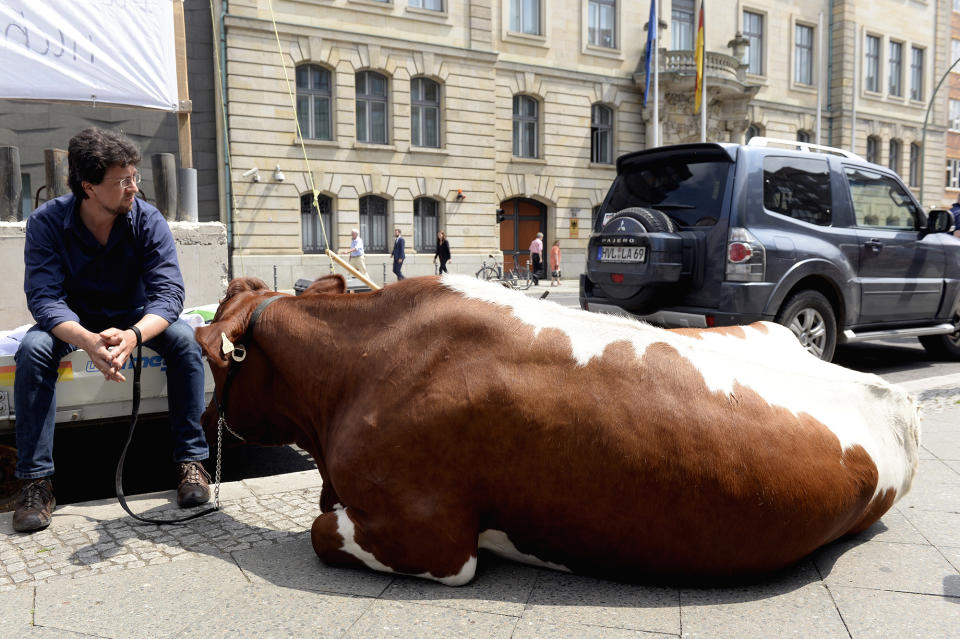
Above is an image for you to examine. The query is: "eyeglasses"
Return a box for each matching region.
[107,172,142,190]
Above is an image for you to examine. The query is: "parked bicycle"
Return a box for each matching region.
[475,254,532,290]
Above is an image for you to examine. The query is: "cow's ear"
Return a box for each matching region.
[194,323,233,367]
[304,274,347,295]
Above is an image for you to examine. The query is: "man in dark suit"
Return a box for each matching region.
[391,228,406,281]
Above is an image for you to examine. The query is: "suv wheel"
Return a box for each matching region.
[776,291,838,361]
[918,302,960,359]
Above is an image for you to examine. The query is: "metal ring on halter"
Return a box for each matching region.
[231,344,247,362]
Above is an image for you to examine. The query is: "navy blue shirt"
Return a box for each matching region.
[23,194,186,333]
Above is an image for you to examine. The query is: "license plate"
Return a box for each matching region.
[599,246,647,263]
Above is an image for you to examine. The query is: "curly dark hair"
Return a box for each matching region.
[67,128,142,200]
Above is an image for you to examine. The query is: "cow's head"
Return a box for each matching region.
[195,277,293,446]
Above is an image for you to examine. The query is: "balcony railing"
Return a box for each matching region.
[660,49,744,84]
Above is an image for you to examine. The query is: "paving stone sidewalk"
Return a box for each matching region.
[1,394,958,638]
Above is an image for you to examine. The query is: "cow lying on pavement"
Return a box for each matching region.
[194,274,920,585]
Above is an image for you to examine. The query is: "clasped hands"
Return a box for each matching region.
[85,327,136,382]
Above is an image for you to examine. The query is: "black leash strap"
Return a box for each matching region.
[114,325,217,525]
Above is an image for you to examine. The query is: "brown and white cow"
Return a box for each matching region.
[195,273,920,585]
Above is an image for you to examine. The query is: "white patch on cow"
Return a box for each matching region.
[478,529,571,572]
[334,505,477,585]
[440,274,920,502]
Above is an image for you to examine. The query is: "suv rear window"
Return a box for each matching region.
[601,159,730,228]
[763,156,832,226]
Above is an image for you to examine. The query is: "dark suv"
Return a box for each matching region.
[579,138,960,361]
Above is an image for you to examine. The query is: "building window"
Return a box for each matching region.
[671,0,693,50]
[296,65,332,140]
[866,136,879,164]
[911,46,924,101]
[797,130,811,143]
[356,71,389,144]
[409,0,442,9]
[414,197,439,252]
[948,159,960,189]
[300,193,332,254]
[411,77,440,148]
[513,95,538,158]
[889,41,903,97]
[794,24,813,86]
[745,124,760,142]
[744,11,764,75]
[591,103,613,164]
[888,139,901,175]
[359,195,388,252]
[951,100,960,131]
[864,35,880,93]
[910,143,921,187]
[953,39,960,69]
[510,0,540,35]
[588,0,616,48]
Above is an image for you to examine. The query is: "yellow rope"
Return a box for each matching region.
[266,0,333,262]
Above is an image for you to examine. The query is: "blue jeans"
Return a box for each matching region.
[14,319,208,479]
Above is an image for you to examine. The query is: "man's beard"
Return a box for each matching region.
[109,199,134,217]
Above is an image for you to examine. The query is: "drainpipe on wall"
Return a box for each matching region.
[826,0,834,147]
[216,0,234,279]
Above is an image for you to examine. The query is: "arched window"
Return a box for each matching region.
[356,71,389,144]
[866,136,880,164]
[414,197,439,252]
[796,130,811,143]
[909,142,921,187]
[296,65,332,140]
[411,78,440,148]
[591,104,613,164]
[888,139,902,174]
[359,195,388,252]
[300,193,332,253]
[513,95,538,158]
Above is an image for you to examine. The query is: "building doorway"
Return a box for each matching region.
[499,198,546,272]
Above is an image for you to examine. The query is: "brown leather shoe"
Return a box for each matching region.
[176,461,211,508]
[12,478,55,533]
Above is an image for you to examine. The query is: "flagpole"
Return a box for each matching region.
[653,0,660,147]
[700,0,707,142]
[816,12,823,145]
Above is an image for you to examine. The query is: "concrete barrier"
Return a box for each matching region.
[0,221,228,328]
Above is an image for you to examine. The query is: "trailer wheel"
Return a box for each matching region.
[0,444,20,513]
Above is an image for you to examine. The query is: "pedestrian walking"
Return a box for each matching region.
[340,228,368,276]
[550,239,562,286]
[528,232,544,285]
[392,228,406,281]
[434,230,451,274]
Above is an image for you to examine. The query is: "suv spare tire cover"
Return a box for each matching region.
[603,207,677,233]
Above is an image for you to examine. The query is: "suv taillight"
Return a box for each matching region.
[725,227,765,282]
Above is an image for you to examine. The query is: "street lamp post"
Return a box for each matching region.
[919,56,960,206]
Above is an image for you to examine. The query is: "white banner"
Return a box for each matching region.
[0,0,178,111]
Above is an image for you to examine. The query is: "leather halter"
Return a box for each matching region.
[216,294,285,424]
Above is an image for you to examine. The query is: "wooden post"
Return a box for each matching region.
[326,250,382,290]
[0,147,23,222]
[173,0,192,169]
[152,153,178,221]
[43,149,69,198]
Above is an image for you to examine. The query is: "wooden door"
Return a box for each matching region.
[499,198,546,271]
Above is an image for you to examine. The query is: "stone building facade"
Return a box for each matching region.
[947,0,960,204]
[219,0,950,288]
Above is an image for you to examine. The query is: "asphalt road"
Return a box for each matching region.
[3,290,958,506]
